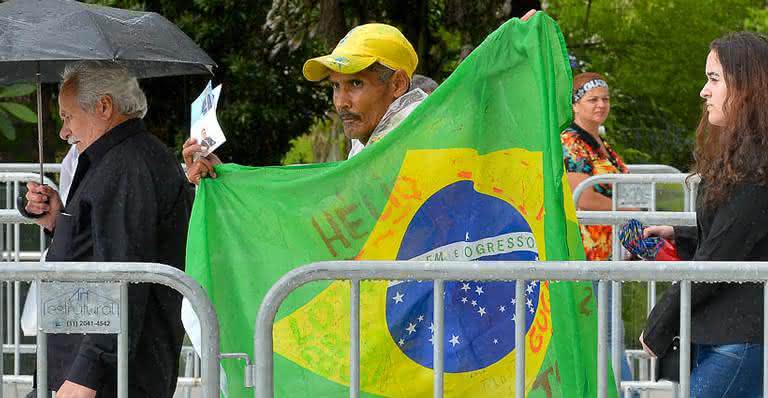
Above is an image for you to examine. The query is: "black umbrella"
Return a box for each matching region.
[0,0,216,187]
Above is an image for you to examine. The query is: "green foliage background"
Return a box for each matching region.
[550,0,762,170]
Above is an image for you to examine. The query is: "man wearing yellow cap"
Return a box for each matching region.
[183,23,422,180]
[184,10,538,179]
[302,23,421,158]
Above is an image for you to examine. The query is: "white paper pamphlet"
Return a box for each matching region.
[190,81,225,156]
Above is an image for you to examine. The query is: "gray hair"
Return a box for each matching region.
[411,74,438,94]
[60,61,147,119]
[367,62,396,83]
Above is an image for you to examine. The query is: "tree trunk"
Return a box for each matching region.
[318,0,347,49]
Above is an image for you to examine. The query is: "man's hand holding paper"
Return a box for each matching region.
[186,81,226,184]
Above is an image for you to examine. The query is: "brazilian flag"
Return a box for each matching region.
[186,12,613,398]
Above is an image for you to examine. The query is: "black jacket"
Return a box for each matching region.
[644,181,768,357]
[45,118,193,397]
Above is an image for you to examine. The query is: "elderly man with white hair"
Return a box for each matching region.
[24,61,192,398]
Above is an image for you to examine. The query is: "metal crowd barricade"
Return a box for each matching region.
[577,209,696,398]
[572,173,700,214]
[573,173,699,388]
[0,262,221,398]
[253,260,768,398]
[0,164,203,397]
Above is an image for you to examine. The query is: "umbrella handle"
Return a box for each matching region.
[16,195,44,219]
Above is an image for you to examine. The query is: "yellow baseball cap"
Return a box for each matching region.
[303,23,418,82]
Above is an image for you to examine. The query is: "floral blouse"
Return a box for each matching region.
[561,123,629,261]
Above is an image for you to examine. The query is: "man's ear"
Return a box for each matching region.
[96,95,114,120]
[390,70,410,98]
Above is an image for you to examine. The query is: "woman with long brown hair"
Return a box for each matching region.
[641,32,768,396]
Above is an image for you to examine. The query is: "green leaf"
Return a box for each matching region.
[0,83,35,98]
[0,115,16,140]
[0,102,37,123]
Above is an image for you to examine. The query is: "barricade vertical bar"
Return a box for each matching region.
[433,280,444,398]
[689,180,698,211]
[0,281,4,398]
[610,184,622,390]
[118,282,128,398]
[183,352,194,398]
[5,184,11,350]
[763,283,768,397]
[638,359,648,381]
[648,279,658,381]
[36,279,47,398]
[647,283,656,315]
[349,279,360,398]
[647,179,659,386]
[515,280,525,398]
[5,182,11,262]
[679,281,691,398]
[611,281,622,387]
[5,281,10,345]
[40,227,45,257]
[13,182,20,377]
[194,354,200,378]
[598,280,608,398]
[13,280,19,376]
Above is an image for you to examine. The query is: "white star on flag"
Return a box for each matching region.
[392,291,404,304]
[471,300,477,307]
[417,315,424,322]
[406,322,417,335]
[478,307,486,317]
[493,339,499,344]
[526,284,534,294]
[526,298,533,308]
[461,283,470,291]
[398,339,405,346]
[461,297,468,303]
[499,305,506,313]
[511,298,517,305]
[449,335,461,347]
[530,281,538,287]
[428,322,436,333]
[512,314,517,322]
[475,286,484,295]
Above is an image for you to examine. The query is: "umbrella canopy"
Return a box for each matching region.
[0,0,216,83]
[0,0,217,223]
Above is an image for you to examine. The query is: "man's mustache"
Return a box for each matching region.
[339,111,361,121]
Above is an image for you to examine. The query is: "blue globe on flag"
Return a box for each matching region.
[386,180,540,372]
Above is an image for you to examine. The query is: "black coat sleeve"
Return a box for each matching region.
[644,184,768,356]
[65,164,159,389]
[672,226,697,260]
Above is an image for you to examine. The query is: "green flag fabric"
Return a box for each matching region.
[186,13,613,398]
